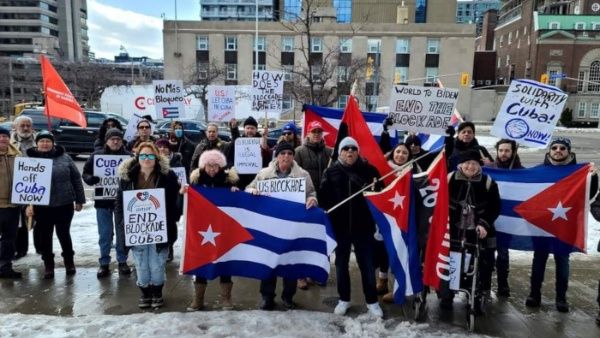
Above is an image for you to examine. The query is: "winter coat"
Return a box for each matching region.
[294,139,332,192]
[115,156,182,251]
[169,137,196,176]
[168,152,184,168]
[246,160,317,202]
[190,137,230,172]
[10,132,36,155]
[448,169,501,249]
[190,167,239,188]
[27,146,86,207]
[319,159,382,240]
[0,143,20,208]
[448,138,493,171]
[126,135,157,152]
[82,146,132,209]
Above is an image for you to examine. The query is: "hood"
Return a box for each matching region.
[27,145,65,158]
[117,153,171,181]
[190,167,240,185]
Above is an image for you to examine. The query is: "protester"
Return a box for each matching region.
[0,126,22,278]
[82,128,132,278]
[190,122,230,172]
[127,119,156,152]
[440,149,500,315]
[246,142,318,310]
[276,122,302,148]
[404,126,455,171]
[186,149,239,311]
[229,116,271,189]
[25,131,86,279]
[9,115,38,259]
[319,137,384,317]
[167,121,195,176]
[448,122,493,171]
[95,118,124,152]
[115,142,181,309]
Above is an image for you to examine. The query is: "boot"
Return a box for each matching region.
[381,291,394,303]
[43,260,54,280]
[97,265,110,278]
[221,282,234,310]
[64,257,76,276]
[376,277,388,295]
[118,262,131,275]
[138,286,152,308]
[151,284,164,309]
[187,282,206,311]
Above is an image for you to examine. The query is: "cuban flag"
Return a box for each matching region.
[483,164,592,254]
[181,186,336,283]
[364,168,423,304]
[415,108,462,151]
[162,106,180,118]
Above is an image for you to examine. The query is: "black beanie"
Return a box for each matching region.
[458,149,482,165]
[275,141,295,156]
[458,121,475,134]
[405,135,421,148]
[105,128,124,142]
[35,130,55,143]
[0,126,10,137]
[244,116,258,128]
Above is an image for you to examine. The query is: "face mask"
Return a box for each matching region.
[175,129,183,138]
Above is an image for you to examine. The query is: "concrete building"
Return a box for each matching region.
[199,0,277,21]
[456,0,501,35]
[0,0,89,62]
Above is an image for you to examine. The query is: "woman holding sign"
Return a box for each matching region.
[115,142,182,309]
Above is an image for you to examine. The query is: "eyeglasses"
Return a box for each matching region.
[139,154,156,160]
[282,132,293,136]
[341,146,358,152]
[138,125,151,130]
[551,146,567,151]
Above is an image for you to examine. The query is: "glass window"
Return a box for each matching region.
[334,0,352,23]
[197,62,208,80]
[254,36,266,52]
[311,37,322,53]
[196,36,208,50]
[591,103,600,118]
[548,68,561,86]
[311,65,322,81]
[368,39,381,53]
[282,95,294,110]
[225,36,237,51]
[575,22,585,30]
[337,66,348,82]
[396,38,410,54]
[337,95,348,109]
[226,64,237,80]
[425,67,438,84]
[339,37,352,53]
[394,67,408,84]
[87,113,105,128]
[283,65,293,81]
[577,102,587,118]
[578,71,585,92]
[549,22,560,29]
[282,36,294,52]
[41,27,50,35]
[588,61,600,92]
[427,38,440,54]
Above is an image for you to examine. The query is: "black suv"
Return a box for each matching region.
[153,119,231,143]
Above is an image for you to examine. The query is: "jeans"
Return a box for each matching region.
[96,207,127,265]
[496,246,510,289]
[530,250,570,301]
[260,276,296,301]
[0,208,20,271]
[131,244,168,287]
[33,204,75,263]
[335,236,378,304]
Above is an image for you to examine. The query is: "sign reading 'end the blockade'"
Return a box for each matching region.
[256,177,306,204]
[123,188,167,246]
[93,155,130,200]
[11,157,53,205]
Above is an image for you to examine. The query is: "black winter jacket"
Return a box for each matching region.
[448,138,493,171]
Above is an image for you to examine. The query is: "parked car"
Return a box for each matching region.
[0,121,13,131]
[153,119,231,143]
[265,127,303,148]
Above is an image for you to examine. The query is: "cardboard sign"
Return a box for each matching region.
[123,188,167,246]
[153,80,185,119]
[256,177,306,204]
[388,85,460,135]
[448,251,462,291]
[172,167,188,185]
[491,79,568,148]
[234,138,262,174]
[207,85,235,122]
[252,71,284,115]
[93,155,130,200]
[11,157,53,205]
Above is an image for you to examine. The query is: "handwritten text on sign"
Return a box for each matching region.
[234,138,262,174]
[93,155,130,200]
[11,157,53,205]
[252,71,283,115]
[123,188,167,246]
[491,79,568,148]
[153,80,185,119]
[256,177,306,204]
[172,167,188,186]
[207,85,235,122]
[388,85,460,135]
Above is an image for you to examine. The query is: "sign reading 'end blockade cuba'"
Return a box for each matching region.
[491,79,568,148]
[123,188,167,246]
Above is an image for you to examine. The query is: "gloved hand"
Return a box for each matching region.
[90,176,101,185]
[383,117,393,131]
[445,125,456,137]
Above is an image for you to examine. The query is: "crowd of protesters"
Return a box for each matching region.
[1,114,600,326]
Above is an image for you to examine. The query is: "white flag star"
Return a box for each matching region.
[548,201,572,221]
[388,191,405,210]
[199,225,221,246]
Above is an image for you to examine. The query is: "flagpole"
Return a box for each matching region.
[178,187,189,274]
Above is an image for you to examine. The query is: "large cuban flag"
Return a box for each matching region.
[181,186,336,283]
[364,168,423,304]
[483,164,592,254]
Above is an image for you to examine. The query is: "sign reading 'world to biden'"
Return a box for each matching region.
[491,79,568,148]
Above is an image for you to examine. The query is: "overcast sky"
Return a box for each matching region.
[87,0,198,60]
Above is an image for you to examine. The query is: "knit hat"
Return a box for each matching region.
[307,121,323,133]
[458,149,482,164]
[550,137,571,152]
[404,135,421,148]
[35,130,54,143]
[338,136,359,153]
[104,128,123,142]
[199,149,227,169]
[244,116,258,127]
[0,126,10,137]
[155,138,170,148]
[282,122,297,134]
[275,141,295,156]
[457,121,475,134]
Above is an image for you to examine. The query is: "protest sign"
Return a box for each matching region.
[123,188,167,246]
[234,138,262,174]
[124,113,154,143]
[172,167,188,185]
[256,177,306,204]
[491,79,568,148]
[207,85,235,122]
[11,157,53,205]
[252,71,284,115]
[388,85,460,134]
[93,155,130,200]
[153,80,185,119]
[448,251,462,291]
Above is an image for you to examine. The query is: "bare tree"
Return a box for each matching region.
[182,59,226,122]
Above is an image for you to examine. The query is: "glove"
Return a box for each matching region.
[445,126,456,137]
[90,176,100,185]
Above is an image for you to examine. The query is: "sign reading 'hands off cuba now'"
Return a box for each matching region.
[11,157,53,205]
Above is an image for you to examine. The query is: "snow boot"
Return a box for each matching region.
[43,260,54,280]
[381,291,394,303]
[138,286,152,308]
[221,282,234,310]
[118,262,131,275]
[187,282,206,311]
[97,265,110,278]
[64,256,76,276]
[151,284,164,309]
[376,277,388,295]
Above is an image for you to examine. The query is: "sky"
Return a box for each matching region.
[87,0,199,60]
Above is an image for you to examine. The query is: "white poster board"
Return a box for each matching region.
[388,85,460,134]
[256,177,306,204]
[124,113,155,143]
[234,138,262,174]
[11,157,53,205]
[153,80,185,119]
[491,79,568,148]
[448,251,462,291]
[252,71,284,116]
[93,155,130,200]
[172,167,188,185]
[207,85,235,122]
[123,188,167,246]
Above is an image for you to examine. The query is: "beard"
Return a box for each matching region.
[17,131,32,139]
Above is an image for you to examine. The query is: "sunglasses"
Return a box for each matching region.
[282,131,293,136]
[138,125,151,130]
[551,145,567,151]
[139,154,156,160]
[341,146,358,152]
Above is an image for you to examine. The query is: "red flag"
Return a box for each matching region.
[422,151,450,290]
[333,95,393,183]
[40,55,86,128]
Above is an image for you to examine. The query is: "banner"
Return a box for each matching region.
[388,85,459,135]
[93,155,130,200]
[11,157,53,205]
[491,79,568,148]
[252,71,283,115]
[256,177,306,204]
[153,80,185,119]
[207,85,235,122]
[234,138,262,174]
[123,188,167,246]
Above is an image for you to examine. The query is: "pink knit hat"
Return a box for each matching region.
[199,149,227,169]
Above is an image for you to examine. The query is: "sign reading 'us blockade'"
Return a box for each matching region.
[387,85,460,135]
[491,79,568,148]
[93,155,130,200]
[256,177,306,204]
[123,188,167,246]
[11,157,53,205]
